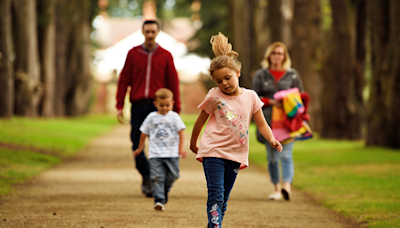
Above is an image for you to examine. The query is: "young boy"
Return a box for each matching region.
[133,88,187,211]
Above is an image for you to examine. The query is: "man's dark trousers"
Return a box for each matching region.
[130,100,157,196]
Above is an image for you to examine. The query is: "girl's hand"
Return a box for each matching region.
[190,143,199,154]
[270,140,283,152]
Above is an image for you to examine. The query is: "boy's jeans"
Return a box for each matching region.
[266,141,295,184]
[203,157,240,228]
[149,158,180,204]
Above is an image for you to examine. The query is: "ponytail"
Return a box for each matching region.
[208,33,242,77]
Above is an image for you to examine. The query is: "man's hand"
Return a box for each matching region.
[179,149,188,159]
[117,109,125,124]
[132,149,141,157]
[270,140,283,152]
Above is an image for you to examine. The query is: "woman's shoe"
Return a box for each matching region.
[281,188,292,201]
[268,192,282,200]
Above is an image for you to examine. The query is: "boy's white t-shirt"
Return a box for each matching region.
[140,111,186,158]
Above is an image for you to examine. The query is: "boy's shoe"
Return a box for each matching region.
[154,202,165,211]
[281,188,292,201]
[268,192,283,200]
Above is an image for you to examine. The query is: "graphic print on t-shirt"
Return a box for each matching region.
[155,128,169,139]
[215,96,249,145]
[152,122,174,147]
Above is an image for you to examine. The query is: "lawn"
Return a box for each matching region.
[183,114,400,228]
[0,114,118,196]
[247,124,400,228]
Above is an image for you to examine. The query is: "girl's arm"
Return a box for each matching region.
[133,133,148,157]
[253,109,283,152]
[190,110,210,154]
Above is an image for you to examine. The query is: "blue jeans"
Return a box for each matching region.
[266,141,295,184]
[130,102,157,179]
[203,157,240,228]
[149,158,180,204]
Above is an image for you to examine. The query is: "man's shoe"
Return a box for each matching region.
[154,202,165,211]
[268,192,282,200]
[142,178,153,197]
[281,188,292,201]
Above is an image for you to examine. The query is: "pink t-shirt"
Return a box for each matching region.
[196,87,264,169]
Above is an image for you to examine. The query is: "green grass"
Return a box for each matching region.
[0,148,62,196]
[0,114,118,196]
[292,138,400,228]
[183,115,400,228]
[0,115,117,157]
[181,114,198,134]
[247,124,400,228]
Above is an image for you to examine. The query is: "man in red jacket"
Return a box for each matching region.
[115,20,181,197]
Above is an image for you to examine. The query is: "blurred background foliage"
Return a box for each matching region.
[1,0,400,149]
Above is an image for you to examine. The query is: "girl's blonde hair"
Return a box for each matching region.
[208,32,242,77]
[261,41,291,70]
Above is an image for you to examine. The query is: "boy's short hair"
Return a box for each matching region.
[155,88,173,101]
[142,20,160,30]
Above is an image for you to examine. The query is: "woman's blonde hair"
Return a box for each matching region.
[261,41,291,70]
[208,32,242,77]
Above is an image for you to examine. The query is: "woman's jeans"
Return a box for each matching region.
[203,157,240,228]
[266,141,295,184]
[149,158,180,204]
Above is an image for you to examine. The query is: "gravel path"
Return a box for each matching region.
[0,125,362,228]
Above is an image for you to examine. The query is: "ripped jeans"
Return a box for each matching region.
[203,157,240,228]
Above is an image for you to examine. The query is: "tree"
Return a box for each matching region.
[229,0,254,88]
[0,0,14,118]
[38,0,56,117]
[65,0,93,116]
[319,0,364,139]
[12,0,43,117]
[54,0,96,116]
[190,0,230,58]
[291,0,322,132]
[366,0,400,148]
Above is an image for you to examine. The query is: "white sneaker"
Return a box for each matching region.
[268,192,282,200]
[154,202,165,211]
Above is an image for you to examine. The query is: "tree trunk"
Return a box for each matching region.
[291,0,322,132]
[268,0,283,43]
[320,0,363,139]
[355,0,367,104]
[366,0,400,148]
[38,0,56,117]
[12,0,42,117]
[65,0,92,116]
[229,0,253,89]
[0,0,14,118]
[54,0,72,116]
[281,0,293,48]
[54,0,93,116]
[250,0,269,78]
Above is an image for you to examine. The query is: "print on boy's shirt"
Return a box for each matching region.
[151,121,175,147]
[155,129,169,139]
[215,96,248,145]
